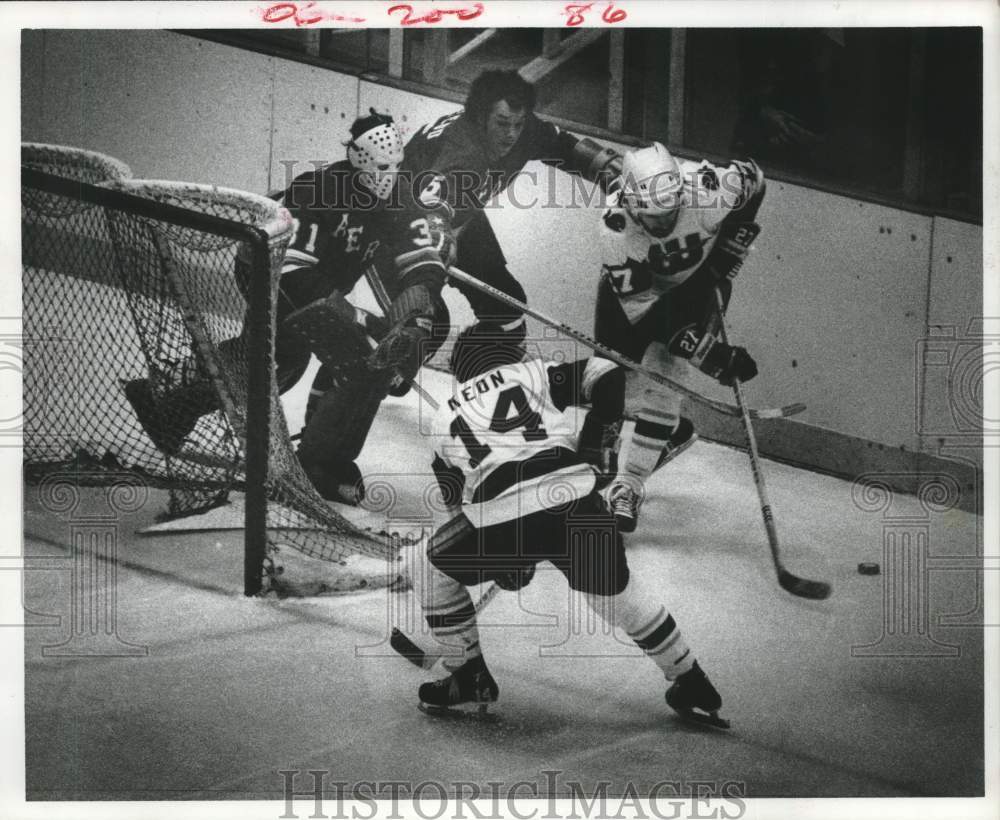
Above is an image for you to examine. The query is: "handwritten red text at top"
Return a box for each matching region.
[387,3,484,25]
[260,2,485,26]
[261,2,365,25]
[564,2,627,26]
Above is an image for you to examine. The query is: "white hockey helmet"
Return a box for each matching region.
[618,142,683,237]
[347,109,404,201]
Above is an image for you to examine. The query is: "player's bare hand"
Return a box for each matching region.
[761,106,822,146]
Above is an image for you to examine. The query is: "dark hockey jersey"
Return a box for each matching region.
[276,160,450,299]
[402,110,581,228]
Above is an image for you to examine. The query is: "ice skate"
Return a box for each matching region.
[418,655,499,721]
[606,481,641,533]
[665,661,729,729]
[123,378,200,456]
[297,454,366,506]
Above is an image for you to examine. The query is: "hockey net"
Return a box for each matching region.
[22,143,402,595]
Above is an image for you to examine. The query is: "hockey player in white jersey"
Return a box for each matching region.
[408,322,728,728]
[596,142,766,531]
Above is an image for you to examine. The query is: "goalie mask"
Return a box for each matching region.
[347,109,404,201]
[618,142,683,238]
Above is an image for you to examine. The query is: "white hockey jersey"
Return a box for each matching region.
[431,358,612,528]
[600,158,753,324]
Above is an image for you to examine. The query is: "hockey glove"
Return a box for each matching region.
[367,282,442,378]
[702,342,758,386]
[705,222,761,281]
[368,322,429,378]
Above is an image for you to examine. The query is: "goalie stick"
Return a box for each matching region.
[445,265,805,421]
[713,288,831,601]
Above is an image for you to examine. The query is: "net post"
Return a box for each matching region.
[243,230,273,596]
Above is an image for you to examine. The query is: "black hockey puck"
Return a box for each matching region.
[858,562,881,575]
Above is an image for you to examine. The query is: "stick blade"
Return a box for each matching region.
[750,402,808,420]
[778,569,832,600]
[390,627,431,669]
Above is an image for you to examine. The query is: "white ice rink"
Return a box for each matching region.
[22,366,988,804]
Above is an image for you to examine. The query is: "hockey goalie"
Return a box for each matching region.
[125,110,453,505]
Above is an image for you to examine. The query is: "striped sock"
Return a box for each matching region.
[622,407,679,480]
[411,555,482,671]
[586,575,695,681]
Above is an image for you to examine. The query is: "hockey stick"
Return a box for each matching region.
[446,265,805,420]
[713,289,831,600]
[390,581,502,670]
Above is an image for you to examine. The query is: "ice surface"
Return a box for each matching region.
[22,367,985,800]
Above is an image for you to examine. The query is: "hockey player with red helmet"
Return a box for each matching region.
[595,142,766,532]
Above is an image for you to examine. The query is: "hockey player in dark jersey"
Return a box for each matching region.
[402,70,624,341]
[407,323,728,728]
[125,110,453,504]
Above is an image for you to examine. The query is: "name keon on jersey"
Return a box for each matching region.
[447,369,508,411]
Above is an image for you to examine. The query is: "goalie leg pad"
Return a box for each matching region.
[299,366,392,463]
[282,292,373,376]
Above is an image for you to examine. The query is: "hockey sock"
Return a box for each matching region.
[585,574,695,681]
[407,550,482,672]
[616,344,685,485]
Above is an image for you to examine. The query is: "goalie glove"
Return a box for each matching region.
[368,324,429,377]
[367,283,442,380]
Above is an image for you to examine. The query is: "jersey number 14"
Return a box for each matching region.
[450,385,548,468]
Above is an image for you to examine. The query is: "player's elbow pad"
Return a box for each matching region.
[568,136,623,191]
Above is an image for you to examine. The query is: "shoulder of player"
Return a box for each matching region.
[404,113,482,172]
[682,157,760,200]
[282,161,354,211]
[601,206,628,234]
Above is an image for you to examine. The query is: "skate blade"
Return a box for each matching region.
[418,701,500,723]
[671,707,731,730]
[653,433,698,473]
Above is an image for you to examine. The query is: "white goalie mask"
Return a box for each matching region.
[618,142,684,237]
[347,114,404,201]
